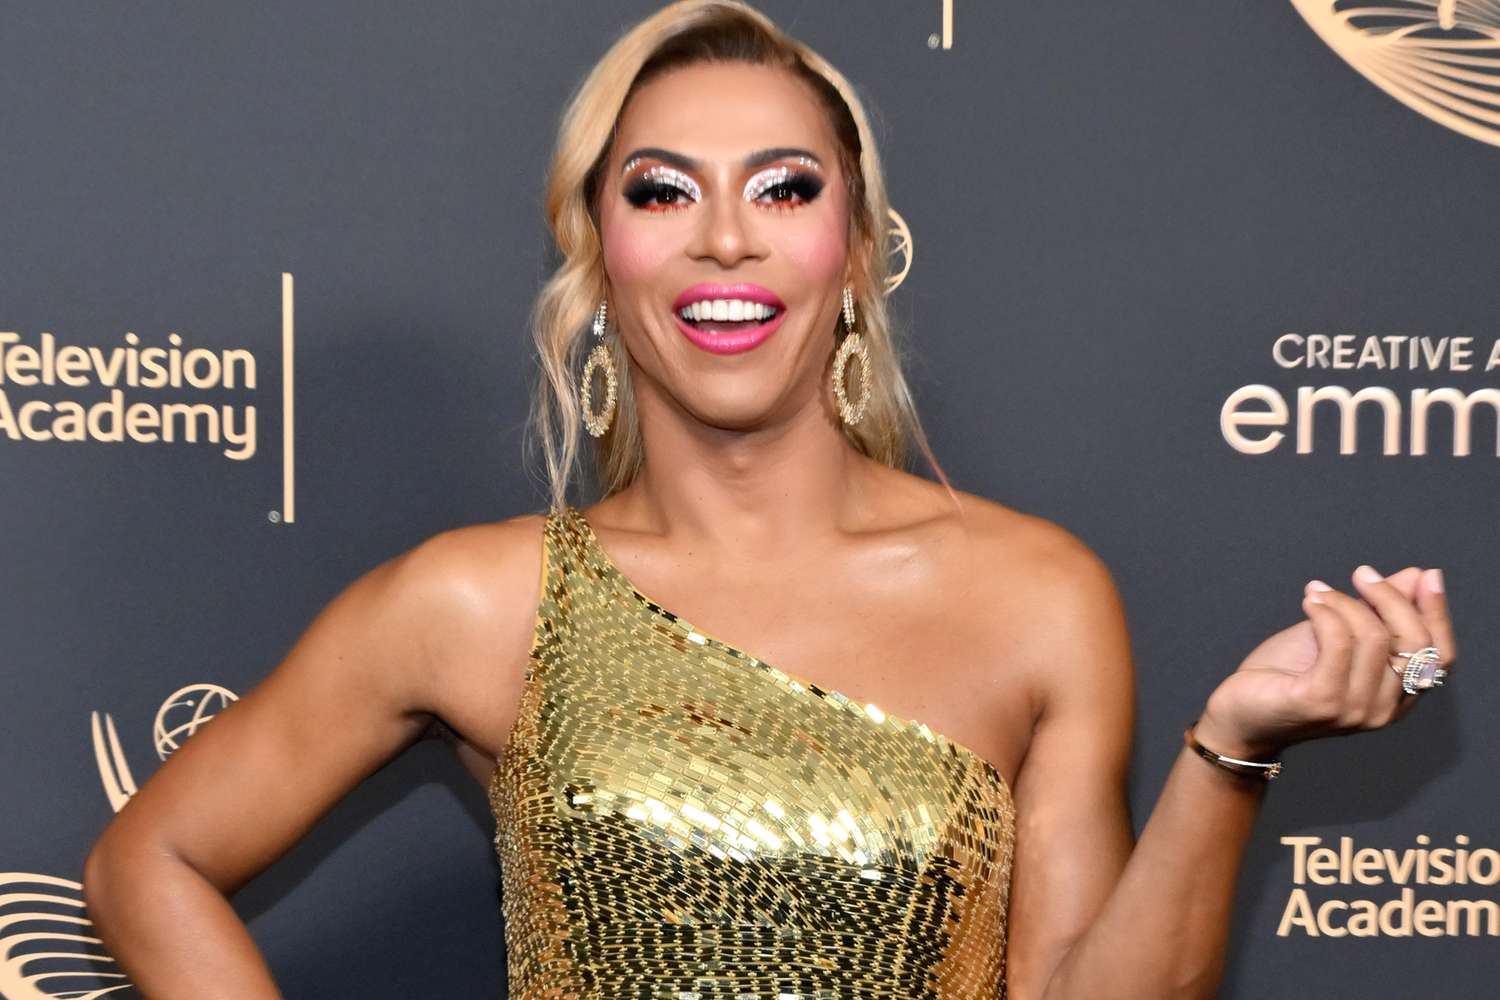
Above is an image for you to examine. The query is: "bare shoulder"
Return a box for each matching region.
[901,475,1119,600]
[958,490,1121,611]
[924,482,1135,729]
[396,511,549,634]
[390,511,550,765]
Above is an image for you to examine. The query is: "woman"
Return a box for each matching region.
[82,1,1459,997]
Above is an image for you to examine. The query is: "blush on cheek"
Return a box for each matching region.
[600,213,675,287]
[780,203,848,285]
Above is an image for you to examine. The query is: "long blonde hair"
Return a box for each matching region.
[524,0,956,513]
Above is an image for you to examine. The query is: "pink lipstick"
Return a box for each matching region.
[671,282,787,356]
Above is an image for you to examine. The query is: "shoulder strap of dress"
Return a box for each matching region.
[534,505,619,648]
[540,505,589,596]
[547,504,581,563]
[526,507,576,652]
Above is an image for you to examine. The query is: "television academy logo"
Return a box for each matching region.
[1291,0,1500,147]
[0,274,299,525]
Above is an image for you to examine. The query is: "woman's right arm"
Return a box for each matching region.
[81,518,539,998]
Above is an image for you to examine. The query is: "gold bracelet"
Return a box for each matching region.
[1183,723,1283,781]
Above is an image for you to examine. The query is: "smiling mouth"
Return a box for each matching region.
[674,305,782,334]
[681,317,777,333]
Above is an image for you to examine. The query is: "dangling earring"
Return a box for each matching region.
[831,285,871,425]
[580,299,617,437]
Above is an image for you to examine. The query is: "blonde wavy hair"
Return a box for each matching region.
[524,0,955,513]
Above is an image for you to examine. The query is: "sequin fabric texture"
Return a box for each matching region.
[488,506,1017,999]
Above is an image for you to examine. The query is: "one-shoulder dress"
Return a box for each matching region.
[488,505,1017,999]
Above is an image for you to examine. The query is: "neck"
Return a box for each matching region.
[607,386,880,561]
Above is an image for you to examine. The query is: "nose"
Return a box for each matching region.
[687,186,766,269]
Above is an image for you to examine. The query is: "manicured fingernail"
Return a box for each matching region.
[1305,590,1325,605]
[1426,567,1444,592]
[1307,579,1332,591]
[1355,564,1382,582]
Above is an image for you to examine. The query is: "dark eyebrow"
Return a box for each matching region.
[619,146,823,174]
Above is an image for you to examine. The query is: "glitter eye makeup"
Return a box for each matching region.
[742,160,825,207]
[620,154,824,212]
[622,164,702,210]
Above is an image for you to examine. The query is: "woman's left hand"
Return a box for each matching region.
[1192,565,1457,760]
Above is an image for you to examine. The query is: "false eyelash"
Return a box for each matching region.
[622,166,826,210]
[623,177,692,208]
[751,172,824,207]
[623,165,701,209]
[742,165,824,204]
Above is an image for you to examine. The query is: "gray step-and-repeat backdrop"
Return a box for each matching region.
[1,2,1493,996]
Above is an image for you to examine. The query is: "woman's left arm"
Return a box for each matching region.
[1000,539,1456,1000]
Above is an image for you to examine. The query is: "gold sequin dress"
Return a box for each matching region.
[488,506,1017,999]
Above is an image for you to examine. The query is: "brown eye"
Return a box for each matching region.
[624,178,693,211]
[754,174,824,209]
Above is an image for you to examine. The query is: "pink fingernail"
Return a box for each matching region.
[1426,567,1444,593]
[1307,579,1332,591]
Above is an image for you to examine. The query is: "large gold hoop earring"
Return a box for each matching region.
[831,285,870,425]
[580,299,617,438]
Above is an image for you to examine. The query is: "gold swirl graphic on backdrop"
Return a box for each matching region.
[0,684,239,999]
[1290,0,1500,147]
[886,207,914,295]
[0,874,130,999]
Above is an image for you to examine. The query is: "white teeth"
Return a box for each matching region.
[677,298,778,323]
